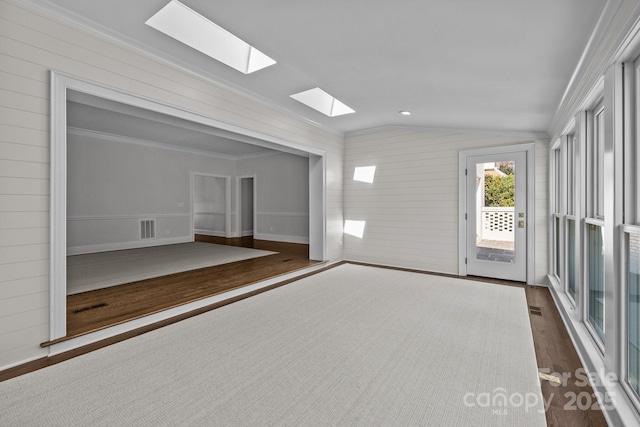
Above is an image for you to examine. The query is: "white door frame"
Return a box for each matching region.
[49,71,327,343]
[236,175,256,237]
[458,143,536,284]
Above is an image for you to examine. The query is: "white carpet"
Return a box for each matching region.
[66,242,276,295]
[0,264,546,426]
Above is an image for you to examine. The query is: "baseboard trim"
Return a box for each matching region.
[254,233,309,244]
[67,236,193,255]
[193,230,227,238]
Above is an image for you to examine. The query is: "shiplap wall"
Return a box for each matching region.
[0,0,343,370]
[343,128,549,285]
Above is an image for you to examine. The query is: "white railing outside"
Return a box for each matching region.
[480,207,514,241]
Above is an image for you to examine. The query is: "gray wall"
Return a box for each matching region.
[67,130,311,252]
[237,153,310,243]
[67,130,234,253]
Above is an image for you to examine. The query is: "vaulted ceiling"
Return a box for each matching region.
[33,0,605,136]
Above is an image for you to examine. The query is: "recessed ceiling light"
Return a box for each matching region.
[399,110,412,116]
[146,0,276,74]
[290,87,355,117]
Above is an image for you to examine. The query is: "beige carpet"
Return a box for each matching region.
[67,242,276,295]
[1,264,546,426]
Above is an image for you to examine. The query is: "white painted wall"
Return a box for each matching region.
[0,0,343,370]
[343,128,549,285]
[237,153,310,243]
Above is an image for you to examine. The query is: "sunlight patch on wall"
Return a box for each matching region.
[344,220,366,238]
[353,166,376,183]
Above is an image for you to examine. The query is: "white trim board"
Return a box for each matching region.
[254,233,309,245]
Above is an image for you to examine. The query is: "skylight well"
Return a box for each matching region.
[146,0,276,74]
[290,88,355,117]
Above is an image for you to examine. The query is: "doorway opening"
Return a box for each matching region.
[50,71,327,347]
[238,176,255,238]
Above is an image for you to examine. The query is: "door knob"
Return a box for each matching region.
[518,220,525,228]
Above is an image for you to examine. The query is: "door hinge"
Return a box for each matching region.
[465,168,467,176]
[465,213,467,220]
[465,257,467,264]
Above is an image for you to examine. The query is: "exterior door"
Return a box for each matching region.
[465,151,527,282]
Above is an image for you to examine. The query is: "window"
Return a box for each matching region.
[624,57,640,407]
[628,231,640,398]
[566,134,576,216]
[587,223,605,341]
[567,218,576,299]
[565,133,577,300]
[585,100,605,345]
[591,101,605,219]
[551,145,563,280]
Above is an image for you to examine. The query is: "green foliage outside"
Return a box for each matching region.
[484,173,515,207]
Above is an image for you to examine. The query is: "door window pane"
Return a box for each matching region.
[588,224,605,342]
[475,161,515,263]
[629,233,640,397]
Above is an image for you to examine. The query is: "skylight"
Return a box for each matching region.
[146,0,276,74]
[290,88,355,117]
[353,166,376,183]
[344,220,366,239]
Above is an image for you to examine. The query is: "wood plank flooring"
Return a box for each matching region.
[62,237,320,340]
[526,286,609,427]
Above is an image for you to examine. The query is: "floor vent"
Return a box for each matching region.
[529,305,542,316]
[140,219,156,240]
[73,302,107,314]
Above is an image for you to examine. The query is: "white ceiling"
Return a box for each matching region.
[36,0,606,136]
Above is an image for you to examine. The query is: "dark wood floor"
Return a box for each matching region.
[60,236,320,341]
[526,286,608,427]
[1,255,611,426]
